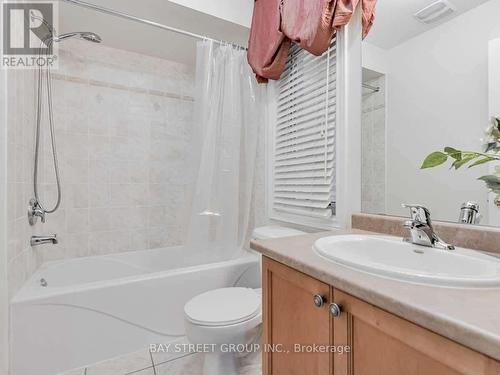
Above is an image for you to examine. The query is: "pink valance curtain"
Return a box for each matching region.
[247,0,377,83]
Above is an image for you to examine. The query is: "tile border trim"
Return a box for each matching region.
[51,72,194,102]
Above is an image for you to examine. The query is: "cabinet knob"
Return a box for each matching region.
[313,294,326,308]
[329,303,342,317]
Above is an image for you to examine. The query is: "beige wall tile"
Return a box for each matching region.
[3,37,266,304]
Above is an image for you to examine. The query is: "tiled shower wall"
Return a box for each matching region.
[6,40,196,297]
[361,75,386,214]
[6,39,268,299]
[6,68,38,299]
[39,40,195,259]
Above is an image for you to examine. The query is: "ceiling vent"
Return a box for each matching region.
[414,0,456,24]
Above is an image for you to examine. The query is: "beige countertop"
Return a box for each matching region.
[250,228,500,362]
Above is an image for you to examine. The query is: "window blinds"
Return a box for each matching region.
[273,39,337,219]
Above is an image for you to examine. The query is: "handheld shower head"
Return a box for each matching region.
[32,25,102,218]
[55,32,102,43]
[81,32,102,43]
[30,11,102,45]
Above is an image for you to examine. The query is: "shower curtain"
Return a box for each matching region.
[184,40,266,261]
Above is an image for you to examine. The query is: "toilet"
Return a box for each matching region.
[183,226,305,375]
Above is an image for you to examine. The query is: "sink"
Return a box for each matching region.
[313,235,500,287]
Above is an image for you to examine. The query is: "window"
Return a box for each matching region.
[269,39,337,227]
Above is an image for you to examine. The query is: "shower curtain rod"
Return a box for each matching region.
[362,83,380,92]
[62,0,247,50]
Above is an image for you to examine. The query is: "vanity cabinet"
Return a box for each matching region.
[262,257,500,375]
[262,255,332,374]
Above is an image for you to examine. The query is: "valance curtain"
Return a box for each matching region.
[247,0,377,82]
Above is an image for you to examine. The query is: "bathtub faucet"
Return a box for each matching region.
[31,234,58,247]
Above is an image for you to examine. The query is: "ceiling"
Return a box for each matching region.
[365,0,491,49]
[58,0,250,66]
[167,0,253,28]
[58,0,493,63]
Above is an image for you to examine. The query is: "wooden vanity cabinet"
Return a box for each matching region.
[262,256,332,375]
[262,256,500,375]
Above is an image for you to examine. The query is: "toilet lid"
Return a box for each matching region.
[184,288,261,326]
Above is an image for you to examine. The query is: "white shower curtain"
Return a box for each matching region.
[185,40,266,261]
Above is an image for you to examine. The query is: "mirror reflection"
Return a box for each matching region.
[361,0,500,227]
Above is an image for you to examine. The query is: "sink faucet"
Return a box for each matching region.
[402,204,455,250]
[31,234,58,247]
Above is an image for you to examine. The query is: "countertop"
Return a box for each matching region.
[250,228,500,361]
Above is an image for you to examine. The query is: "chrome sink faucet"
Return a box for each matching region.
[402,204,455,250]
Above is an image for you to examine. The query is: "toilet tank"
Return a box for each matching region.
[251,226,306,240]
[238,226,305,290]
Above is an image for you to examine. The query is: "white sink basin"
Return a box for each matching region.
[313,235,500,287]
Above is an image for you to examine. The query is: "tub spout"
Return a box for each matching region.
[31,234,58,246]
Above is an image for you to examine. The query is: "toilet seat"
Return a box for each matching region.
[184,287,261,327]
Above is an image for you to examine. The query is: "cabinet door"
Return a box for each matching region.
[332,289,500,375]
[263,257,332,375]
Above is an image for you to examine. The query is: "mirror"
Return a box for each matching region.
[361,0,500,227]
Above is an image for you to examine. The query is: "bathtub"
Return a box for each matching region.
[10,246,260,375]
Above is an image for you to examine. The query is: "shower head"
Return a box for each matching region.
[30,12,102,45]
[80,32,102,43]
[55,32,102,43]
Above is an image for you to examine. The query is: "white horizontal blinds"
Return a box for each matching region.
[273,39,337,219]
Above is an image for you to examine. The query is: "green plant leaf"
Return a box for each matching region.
[485,142,499,153]
[468,156,497,168]
[451,154,476,169]
[478,175,500,183]
[421,152,448,169]
[478,175,500,190]
[444,147,462,160]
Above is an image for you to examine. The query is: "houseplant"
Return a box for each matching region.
[421,116,500,206]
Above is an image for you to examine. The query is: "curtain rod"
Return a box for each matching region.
[62,0,247,50]
[362,83,380,92]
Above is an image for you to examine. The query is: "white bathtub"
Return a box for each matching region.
[10,246,261,375]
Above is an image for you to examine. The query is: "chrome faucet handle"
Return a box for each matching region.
[458,201,481,225]
[401,203,455,250]
[403,220,415,229]
[401,204,432,225]
[28,198,46,226]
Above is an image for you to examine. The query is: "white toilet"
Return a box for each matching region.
[183,226,305,375]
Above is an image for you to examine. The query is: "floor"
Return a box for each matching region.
[59,338,262,375]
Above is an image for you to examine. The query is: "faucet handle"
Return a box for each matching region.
[39,210,46,223]
[401,204,432,225]
[28,198,46,225]
[403,220,414,229]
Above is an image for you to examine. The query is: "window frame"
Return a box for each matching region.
[265,13,362,230]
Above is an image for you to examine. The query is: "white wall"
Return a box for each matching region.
[362,42,388,75]
[167,0,253,27]
[0,52,9,375]
[364,0,500,222]
[488,38,500,226]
